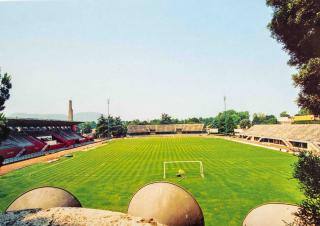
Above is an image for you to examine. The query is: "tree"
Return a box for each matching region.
[224,116,236,134]
[0,71,12,166]
[212,111,237,134]
[267,0,320,114]
[267,0,320,66]
[211,110,250,133]
[95,115,108,138]
[0,155,3,167]
[252,113,265,125]
[280,111,290,117]
[78,121,96,134]
[149,119,161,125]
[239,119,251,129]
[297,108,311,116]
[110,116,127,137]
[293,58,320,114]
[184,117,201,124]
[265,115,278,124]
[170,118,180,124]
[226,110,250,126]
[238,111,250,122]
[252,113,278,125]
[95,115,126,138]
[128,119,148,125]
[0,72,12,112]
[293,152,320,225]
[0,113,10,140]
[199,117,215,127]
[82,123,92,134]
[160,113,173,124]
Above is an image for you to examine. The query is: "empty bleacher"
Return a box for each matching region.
[127,124,205,135]
[0,118,94,165]
[155,125,176,134]
[0,132,43,158]
[127,125,150,135]
[181,124,205,133]
[240,124,320,152]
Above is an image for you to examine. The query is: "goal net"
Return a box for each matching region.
[163,161,204,179]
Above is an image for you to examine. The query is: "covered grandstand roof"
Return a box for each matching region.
[127,125,150,134]
[7,118,82,127]
[241,124,320,143]
[127,124,205,134]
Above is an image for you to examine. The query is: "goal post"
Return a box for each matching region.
[163,161,204,179]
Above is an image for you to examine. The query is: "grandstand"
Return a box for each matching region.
[239,124,320,153]
[0,118,93,164]
[127,124,205,135]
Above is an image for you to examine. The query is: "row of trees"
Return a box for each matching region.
[280,108,313,117]
[95,115,126,138]
[127,108,315,130]
[127,111,282,135]
[211,110,281,134]
[204,108,317,134]
[87,108,311,137]
[267,1,320,225]
[128,113,215,127]
[127,110,282,135]
[212,110,250,133]
[252,113,278,125]
[79,110,286,138]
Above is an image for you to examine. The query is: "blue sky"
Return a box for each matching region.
[0,0,299,120]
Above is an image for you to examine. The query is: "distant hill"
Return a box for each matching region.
[74,112,102,122]
[8,112,102,122]
[8,113,67,120]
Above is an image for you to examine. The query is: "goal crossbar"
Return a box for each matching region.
[163,161,204,179]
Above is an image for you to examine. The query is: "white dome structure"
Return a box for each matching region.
[128,182,204,226]
[6,186,81,211]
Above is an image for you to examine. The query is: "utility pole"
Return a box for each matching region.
[224,96,227,135]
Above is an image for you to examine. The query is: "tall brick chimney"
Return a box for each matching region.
[68,100,73,121]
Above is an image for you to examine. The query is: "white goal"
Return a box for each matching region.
[163,161,204,179]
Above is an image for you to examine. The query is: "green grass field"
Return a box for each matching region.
[0,137,303,225]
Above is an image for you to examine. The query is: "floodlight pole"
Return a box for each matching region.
[224,96,227,135]
[107,98,110,139]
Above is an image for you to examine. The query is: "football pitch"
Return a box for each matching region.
[0,137,303,225]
